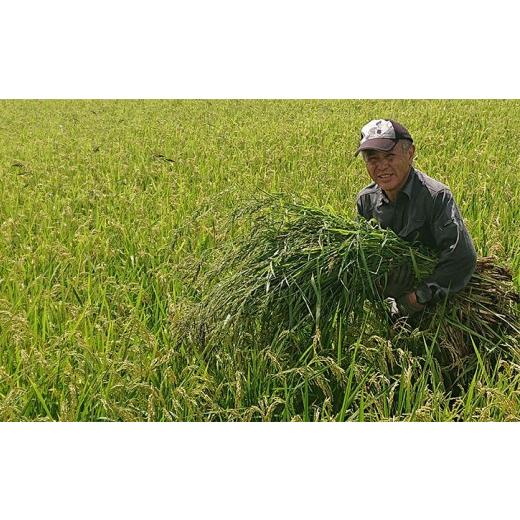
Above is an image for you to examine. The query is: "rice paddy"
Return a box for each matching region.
[0,99,519,421]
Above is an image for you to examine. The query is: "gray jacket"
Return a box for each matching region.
[356,167,477,304]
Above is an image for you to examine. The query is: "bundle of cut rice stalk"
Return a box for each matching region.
[194,194,519,363]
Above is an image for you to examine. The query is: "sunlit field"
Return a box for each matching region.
[0,99,518,421]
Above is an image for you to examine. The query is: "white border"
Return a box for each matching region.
[1,423,518,519]
[1,1,519,98]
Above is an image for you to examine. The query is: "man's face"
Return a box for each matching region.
[362,141,415,198]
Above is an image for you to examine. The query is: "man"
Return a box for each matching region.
[355,119,477,315]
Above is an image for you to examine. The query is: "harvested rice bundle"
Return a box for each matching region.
[431,258,520,360]
[195,194,519,361]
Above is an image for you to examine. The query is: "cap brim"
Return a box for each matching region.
[355,138,397,156]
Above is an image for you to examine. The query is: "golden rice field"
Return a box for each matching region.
[0,99,519,421]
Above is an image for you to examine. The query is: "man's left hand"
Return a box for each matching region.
[396,292,425,316]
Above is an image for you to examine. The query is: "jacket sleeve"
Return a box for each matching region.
[356,193,371,220]
[415,189,477,304]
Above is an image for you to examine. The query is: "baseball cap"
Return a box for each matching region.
[355,119,413,156]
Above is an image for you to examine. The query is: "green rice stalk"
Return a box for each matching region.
[191,194,520,365]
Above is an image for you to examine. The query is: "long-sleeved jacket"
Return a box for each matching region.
[356,167,477,304]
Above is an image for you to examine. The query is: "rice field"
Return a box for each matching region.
[0,99,519,421]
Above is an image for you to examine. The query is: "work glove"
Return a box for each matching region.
[380,264,414,299]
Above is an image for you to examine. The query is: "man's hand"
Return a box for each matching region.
[381,264,414,299]
[396,292,425,316]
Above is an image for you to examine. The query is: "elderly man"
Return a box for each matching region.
[355,119,477,315]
